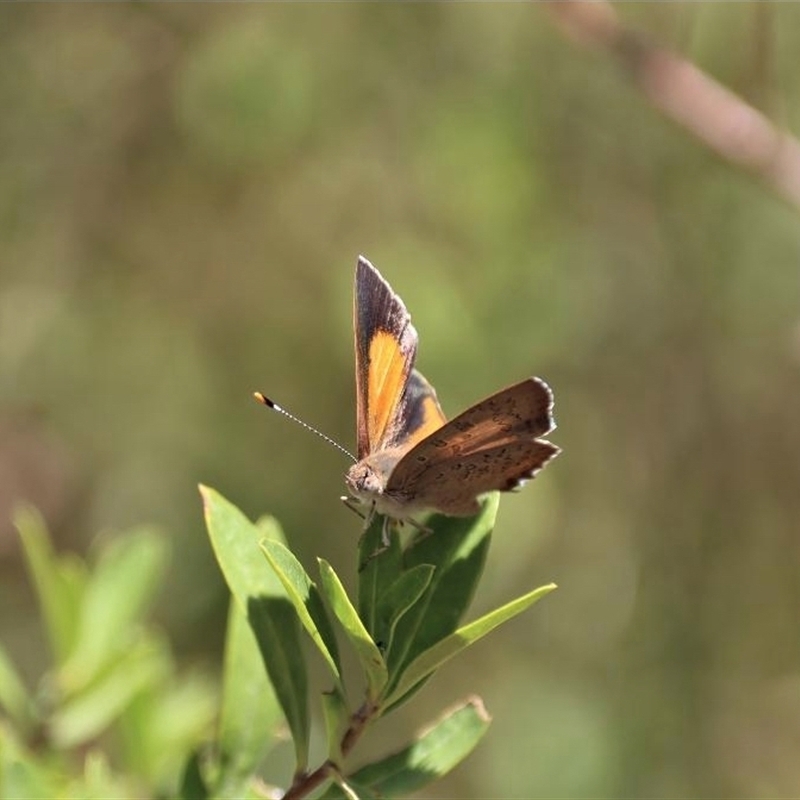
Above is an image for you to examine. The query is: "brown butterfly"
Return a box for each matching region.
[342,256,560,543]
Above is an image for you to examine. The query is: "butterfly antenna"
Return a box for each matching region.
[253,392,357,464]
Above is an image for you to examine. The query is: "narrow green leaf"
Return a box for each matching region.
[200,487,285,605]
[246,596,307,767]
[50,633,169,748]
[217,599,282,792]
[60,527,168,694]
[375,565,435,662]
[0,644,34,732]
[255,515,287,543]
[179,750,209,800]
[200,485,309,770]
[357,515,402,638]
[116,670,216,791]
[260,540,343,688]
[0,724,60,800]
[385,494,499,695]
[385,583,556,708]
[318,559,387,702]
[81,750,140,800]
[15,505,84,664]
[321,689,349,767]
[320,697,491,799]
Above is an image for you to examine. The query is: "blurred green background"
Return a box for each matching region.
[2,3,800,797]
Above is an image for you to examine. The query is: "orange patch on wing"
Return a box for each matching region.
[403,395,446,450]
[368,329,407,449]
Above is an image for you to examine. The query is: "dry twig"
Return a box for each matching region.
[547,1,800,212]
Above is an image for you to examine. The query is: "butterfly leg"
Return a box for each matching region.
[353,501,378,551]
[381,516,392,548]
[404,516,434,550]
[343,498,395,566]
[363,501,377,531]
[355,505,394,570]
[358,520,392,571]
[340,495,366,520]
[404,516,432,535]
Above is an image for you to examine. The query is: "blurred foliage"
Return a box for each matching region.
[1,3,800,798]
[0,507,216,799]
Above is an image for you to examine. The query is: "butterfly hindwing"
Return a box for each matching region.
[385,378,559,512]
[393,369,447,452]
[354,257,418,460]
[394,439,560,516]
[401,376,555,453]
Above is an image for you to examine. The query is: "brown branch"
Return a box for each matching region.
[281,701,379,800]
[546,1,800,212]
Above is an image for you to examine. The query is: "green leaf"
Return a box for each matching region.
[375,565,435,662]
[81,750,140,800]
[178,750,209,800]
[318,559,387,702]
[216,598,282,793]
[321,689,349,767]
[200,485,309,770]
[0,723,60,800]
[60,527,168,694]
[255,514,285,542]
[385,494,499,696]
[245,597,307,767]
[320,697,491,799]
[15,505,85,665]
[385,583,556,708]
[116,670,217,792]
[357,515,403,638]
[260,540,343,689]
[50,633,170,748]
[0,643,34,732]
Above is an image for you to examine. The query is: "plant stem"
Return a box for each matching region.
[281,701,379,800]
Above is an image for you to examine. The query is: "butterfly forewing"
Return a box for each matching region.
[354,257,418,459]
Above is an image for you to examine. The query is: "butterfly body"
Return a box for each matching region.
[347,256,560,532]
[345,451,424,520]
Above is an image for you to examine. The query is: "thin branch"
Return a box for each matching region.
[547,1,800,212]
[281,701,379,800]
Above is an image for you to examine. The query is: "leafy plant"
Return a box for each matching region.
[0,507,217,799]
[199,486,555,800]
[0,490,554,800]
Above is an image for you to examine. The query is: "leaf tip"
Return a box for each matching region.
[12,502,44,535]
[416,695,492,741]
[464,694,492,724]
[198,484,213,513]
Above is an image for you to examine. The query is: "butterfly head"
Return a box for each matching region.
[345,448,419,521]
[345,450,396,501]
[345,461,381,501]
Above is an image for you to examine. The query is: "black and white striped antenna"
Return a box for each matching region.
[253,392,357,464]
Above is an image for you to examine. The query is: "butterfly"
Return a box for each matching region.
[343,256,560,544]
